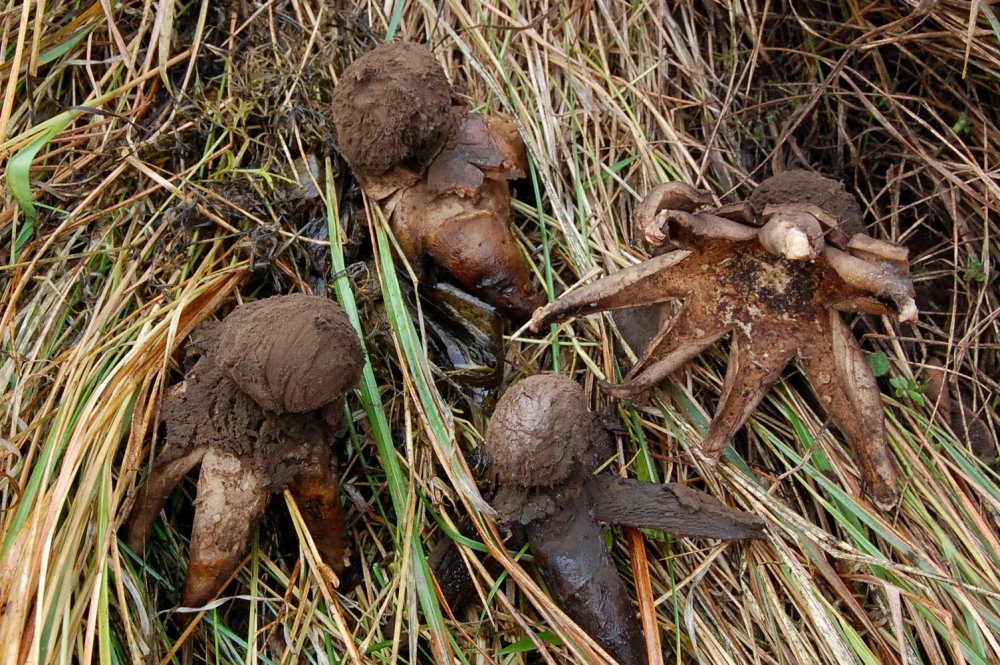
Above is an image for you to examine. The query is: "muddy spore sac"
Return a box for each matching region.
[485,374,608,491]
[330,42,453,177]
[217,293,364,414]
[479,373,765,664]
[484,374,644,664]
[126,294,366,620]
[750,170,865,239]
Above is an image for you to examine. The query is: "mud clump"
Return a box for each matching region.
[155,324,336,469]
[126,294,365,623]
[749,169,865,239]
[331,42,453,177]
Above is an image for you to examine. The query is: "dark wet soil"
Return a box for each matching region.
[331,42,453,177]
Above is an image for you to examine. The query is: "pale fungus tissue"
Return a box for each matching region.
[532,172,918,509]
[126,294,364,621]
[330,42,543,323]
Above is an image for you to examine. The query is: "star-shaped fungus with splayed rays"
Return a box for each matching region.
[531,176,917,509]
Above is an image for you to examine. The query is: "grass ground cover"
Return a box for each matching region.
[1,1,998,663]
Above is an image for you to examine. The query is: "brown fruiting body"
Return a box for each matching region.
[531,177,918,509]
[485,375,604,491]
[125,295,364,621]
[331,42,542,322]
[749,169,865,244]
[330,42,453,177]
[485,374,765,665]
[216,294,364,414]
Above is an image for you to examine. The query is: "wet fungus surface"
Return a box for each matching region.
[749,169,865,242]
[531,174,918,509]
[125,294,364,620]
[331,42,543,322]
[485,374,765,665]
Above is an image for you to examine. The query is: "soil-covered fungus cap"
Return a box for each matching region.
[485,374,606,490]
[749,169,865,242]
[329,42,543,325]
[331,42,453,177]
[476,373,765,665]
[216,294,364,414]
[126,294,366,622]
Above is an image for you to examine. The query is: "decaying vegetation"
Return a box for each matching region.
[1,1,998,663]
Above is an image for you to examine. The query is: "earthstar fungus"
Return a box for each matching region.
[126,294,364,619]
[531,174,918,509]
[330,42,542,322]
[486,374,765,665]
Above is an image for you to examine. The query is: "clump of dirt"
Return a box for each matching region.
[158,324,339,483]
[750,169,865,238]
[217,294,364,414]
[330,42,453,177]
[485,374,608,492]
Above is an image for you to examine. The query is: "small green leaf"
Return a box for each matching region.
[867,352,890,377]
[889,375,927,405]
[964,258,987,283]
[38,26,93,66]
[952,111,971,135]
[497,631,563,655]
[6,112,78,257]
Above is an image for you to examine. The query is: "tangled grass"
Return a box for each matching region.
[1,1,998,663]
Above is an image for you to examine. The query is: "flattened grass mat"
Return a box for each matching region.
[1,1,997,663]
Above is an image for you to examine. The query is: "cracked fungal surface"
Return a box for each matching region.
[531,174,917,509]
[330,42,542,322]
[485,374,764,665]
[125,294,364,620]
